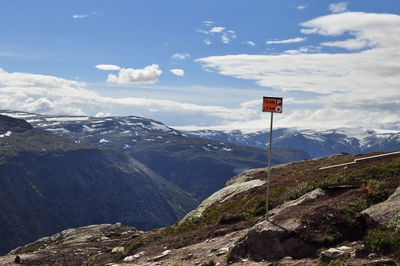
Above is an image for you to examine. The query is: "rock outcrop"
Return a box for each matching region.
[362,186,400,226]
[182,179,265,222]
[229,188,369,262]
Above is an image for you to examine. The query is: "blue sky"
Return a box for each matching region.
[0,1,399,131]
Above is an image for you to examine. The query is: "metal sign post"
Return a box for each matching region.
[262,97,283,220]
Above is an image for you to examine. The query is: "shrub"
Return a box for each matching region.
[362,179,388,205]
[112,252,125,262]
[388,214,400,234]
[85,255,100,266]
[201,260,216,266]
[288,181,317,200]
[363,229,400,259]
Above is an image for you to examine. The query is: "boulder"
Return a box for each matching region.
[229,188,369,262]
[181,179,265,222]
[229,189,329,262]
[362,186,400,226]
[230,219,316,261]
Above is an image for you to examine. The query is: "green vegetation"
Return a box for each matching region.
[362,179,388,205]
[85,255,100,266]
[15,239,49,254]
[363,228,400,260]
[317,258,347,266]
[200,260,216,266]
[388,214,400,233]
[112,252,125,262]
[288,180,318,200]
[324,162,400,184]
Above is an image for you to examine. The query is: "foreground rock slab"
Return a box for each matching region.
[362,186,400,226]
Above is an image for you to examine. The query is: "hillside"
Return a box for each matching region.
[0,110,310,201]
[4,151,399,265]
[186,128,400,158]
[0,115,197,255]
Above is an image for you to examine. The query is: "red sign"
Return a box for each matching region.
[262,97,283,113]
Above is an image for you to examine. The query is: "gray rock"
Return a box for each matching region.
[230,219,316,261]
[362,186,400,225]
[9,223,138,255]
[229,188,330,262]
[320,246,352,262]
[111,246,125,253]
[181,179,266,222]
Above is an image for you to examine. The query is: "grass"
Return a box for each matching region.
[323,162,400,184]
[15,239,49,254]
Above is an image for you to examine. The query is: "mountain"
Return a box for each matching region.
[0,114,197,255]
[185,127,400,158]
[0,110,310,201]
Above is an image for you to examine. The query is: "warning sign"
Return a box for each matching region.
[262,97,283,113]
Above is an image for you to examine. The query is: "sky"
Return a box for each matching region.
[0,0,399,131]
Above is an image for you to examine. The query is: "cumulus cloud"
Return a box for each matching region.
[95,64,121,71]
[170,69,184,77]
[266,37,307,45]
[106,64,162,85]
[329,2,348,13]
[171,53,191,60]
[196,12,400,130]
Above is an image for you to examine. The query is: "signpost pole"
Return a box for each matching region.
[262,96,282,221]
[266,112,273,220]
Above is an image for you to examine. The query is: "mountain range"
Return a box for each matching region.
[0,110,309,201]
[185,127,400,158]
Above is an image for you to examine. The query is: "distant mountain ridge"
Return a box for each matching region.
[184,127,400,158]
[0,110,310,201]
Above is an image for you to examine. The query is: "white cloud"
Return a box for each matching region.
[329,2,348,13]
[95,64,121,71]
[209,26,225,33]
[171,53,191,60]
[221,35,230,44]
[106,64,162,85]
[73,11,96,19]
[266,37,307,45]
[245,41,256,46]
[0,68,262,127]
[204,39,212,45]
[297,5,308,10]
[198,23,236,44]
[73,14,89,19]
[321,39,372,50]
[202,20,215,26]
[195,12,400,130]
[170,69,184,77]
